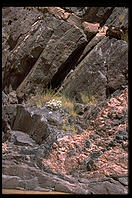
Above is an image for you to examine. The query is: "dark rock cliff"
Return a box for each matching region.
[2,7,128,194]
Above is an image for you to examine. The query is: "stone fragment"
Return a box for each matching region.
[88,180,128,194]
[82,21,99,39]
[10,130,37,146]
[74,103,85,115]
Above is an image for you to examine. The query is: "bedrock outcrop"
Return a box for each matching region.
[2,7,128,102]
[2,87,128,194]
[2,7,128,194]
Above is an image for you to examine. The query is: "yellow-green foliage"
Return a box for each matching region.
[62,124,70,131]
[29,88,77,117]
[80,92,97,105]
[62,124,77,133]
[29,88,56,107]
[68,109,77,118]
[70,125,78,134]
[119,14,125,23]
[61,95,77,117]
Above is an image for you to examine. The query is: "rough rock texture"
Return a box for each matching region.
[2,7,128,194]
[2,87,128,194]
[63,7,114,26]
[41,88,128,176]
[58,37,128,102]
[2,7,88,98]
[105,7,128,28]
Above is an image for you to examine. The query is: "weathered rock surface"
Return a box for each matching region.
[15,24,87,99]
[63,7,114,26]
[2,7,88,99]
[2,6,128,194]
[105,7,128,28]
[2,87,128,194]
[59,37,128,102]
[2,7,128,101]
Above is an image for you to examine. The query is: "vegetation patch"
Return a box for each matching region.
[28,88,77,117]
[80,92,98,105]
[62,124,78,134]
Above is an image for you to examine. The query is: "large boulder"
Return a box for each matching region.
[2,164,88,194]
[12,103,79,146]
[12,105,60,144]
[58,36,128,103]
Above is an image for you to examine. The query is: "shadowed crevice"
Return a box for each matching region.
[48,41,88,90]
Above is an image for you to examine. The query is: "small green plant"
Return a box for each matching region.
[119,14,125,23]
[61,95,77,117]
[29,88,57,107]
[71,125,78,134]
[62,123,77,134]
[68,108,77,117]
[62,124,70,131]
[80,92,97,105]
[28,88,77,117]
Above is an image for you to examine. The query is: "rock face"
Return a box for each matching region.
[2,87,128,194]
[105,7,128,28]
[58,37,128,102]
[2,7,87,99]
[2,7,128,194]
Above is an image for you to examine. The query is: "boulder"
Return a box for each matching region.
[12,105,52,144]
[2,164,87,193]
[2,104,17,133]
[59,36,128,102]
[12,104,70,145]
[2,9,54,92]
[9,130,37,147]
[2,175,25,189]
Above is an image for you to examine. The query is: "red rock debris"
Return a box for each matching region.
[42,88,128,179]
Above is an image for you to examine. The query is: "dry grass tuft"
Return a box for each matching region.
[28,89,77,117]
[80,92,98,105]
